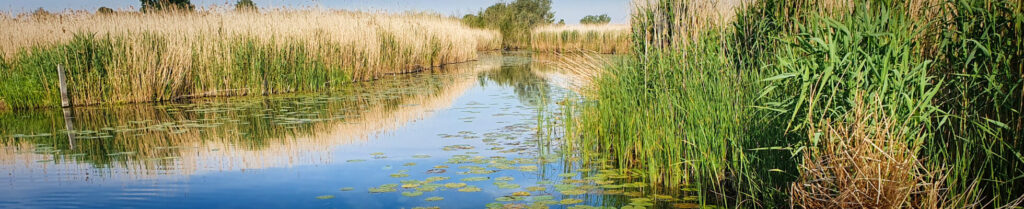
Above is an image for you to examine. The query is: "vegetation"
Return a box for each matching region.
[140,0,194,12]
[235,0,257,12]
[0,10,500,110]
[579,14,610,24]
[530,24,629,54]
[563,0,1023,208]
[461,0,554,49]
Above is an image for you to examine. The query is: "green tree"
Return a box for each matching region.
[461,0,554,49]
[140,0,194,12]
[235,0,257,12]
[579,14,610,24]
[97,7,115,14]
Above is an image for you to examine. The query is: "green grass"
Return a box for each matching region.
[562,0,1022,207]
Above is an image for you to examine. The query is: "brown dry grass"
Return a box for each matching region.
[791,95,970,209]
[530,24,630,54]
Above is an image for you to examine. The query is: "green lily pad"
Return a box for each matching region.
[560,198,583,205]
[347,159,367,163]
[462,177,489,181]
[526,186,546,192]
[339,187,355,191]
[533,195,555,201]
[495,176,515,181]
[444,183,467,188]
[425,196,444,201]
[458,186,482,192]
[561,189,587,195]
[402,191,424,197]
[316,195,335,199]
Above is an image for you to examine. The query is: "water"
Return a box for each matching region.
[0,53,697,209]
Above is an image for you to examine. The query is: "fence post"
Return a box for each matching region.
[58,64,71,108]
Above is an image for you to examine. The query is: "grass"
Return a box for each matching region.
[0,9,501,110]
[562,0,1023,207]
[530,24,630,54]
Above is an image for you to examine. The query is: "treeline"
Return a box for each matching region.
[27,0,258,15]
[461,0,555,49]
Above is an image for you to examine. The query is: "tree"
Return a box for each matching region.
[235,0,257,12]
[460,0,554,49]
[97,7,115,15]
[580,14,611,25]
[558,19,565,25]
[140,0,194,12]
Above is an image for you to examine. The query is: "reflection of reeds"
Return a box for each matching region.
[530,24,630,54]
[0,9,500,109]
[0,56,499,180]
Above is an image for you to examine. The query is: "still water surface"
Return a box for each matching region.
[1,53,697,209]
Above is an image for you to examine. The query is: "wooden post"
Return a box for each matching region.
[57,64,70,108]
[63,108,75,150]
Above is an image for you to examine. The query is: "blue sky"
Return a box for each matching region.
[1,0,629,23]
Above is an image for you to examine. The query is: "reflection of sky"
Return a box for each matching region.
[0,54,600,208]
[2,0,629,23]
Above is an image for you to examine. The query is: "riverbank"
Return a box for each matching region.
[530,24,629,54]
[0,10,501,110]
[563,0,1022,207]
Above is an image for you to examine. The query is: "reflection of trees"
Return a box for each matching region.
[478,55,551,106]
[0,68,478,174]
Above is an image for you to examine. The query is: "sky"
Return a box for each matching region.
[0,0,629,24]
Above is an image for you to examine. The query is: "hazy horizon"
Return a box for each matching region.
[1,0,630,24]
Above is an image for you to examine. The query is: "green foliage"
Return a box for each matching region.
[97,7,115,14]
[565,0,1024,207]
[579,14,611,25]
[140,0,194,12]
[461,0,554,49]
[235,0,257,12]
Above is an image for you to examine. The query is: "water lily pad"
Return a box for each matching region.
[425,176,449,182]
[404,162,417,166]
[444,183,467,188]
[402,183,421,189]
[560,189,587,195]
[425,196,444,201]
[533,195,555,201]
[390,173,410,178]
[462,177,489,182]
[558,173,576,178]
[495,176,515,181]
[560,198,583,205]
[402,191,424,197]
[495,196,515,202]
[526,186,546,192]
[458,186,482,192]
[339,187,354,191]
[412,155,432,158]
[417,183,442,192]
[316,195,335,199]
[512,191,530,196]
[494,181,521,189]
[347,159,367,163]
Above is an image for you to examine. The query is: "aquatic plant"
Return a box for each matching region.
[0,9,501,109]
[562,0,1023,207]
[530,24,630,54]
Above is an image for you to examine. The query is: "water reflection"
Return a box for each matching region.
[0,53,686,209]
[0,55,500,180]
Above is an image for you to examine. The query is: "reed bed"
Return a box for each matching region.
[562,0,1023,207]
[0,9,501,110]
[530,24,631,54]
